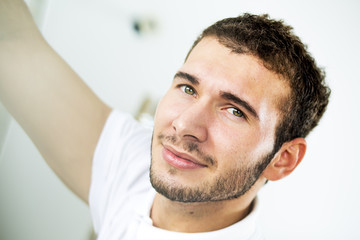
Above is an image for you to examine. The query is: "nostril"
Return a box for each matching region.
[183,134,201,142]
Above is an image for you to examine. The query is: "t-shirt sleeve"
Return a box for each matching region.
[89,109,152,234]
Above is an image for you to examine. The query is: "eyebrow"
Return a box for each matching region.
[220,91,259,120]
[174,71,199,85]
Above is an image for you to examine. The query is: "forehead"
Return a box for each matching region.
[181,37,290,120]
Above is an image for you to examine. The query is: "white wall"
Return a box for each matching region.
[0,0,359,239]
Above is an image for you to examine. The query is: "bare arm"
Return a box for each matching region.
[0,0,111,202]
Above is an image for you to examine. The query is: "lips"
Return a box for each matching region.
[162,146,207,170]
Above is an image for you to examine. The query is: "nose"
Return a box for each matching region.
[172,101,209,143]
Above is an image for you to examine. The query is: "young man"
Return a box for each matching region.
[0,1,330,239]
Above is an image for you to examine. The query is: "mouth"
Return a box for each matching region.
[162,145,208,170]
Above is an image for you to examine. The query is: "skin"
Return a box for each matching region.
[150,37,306,232]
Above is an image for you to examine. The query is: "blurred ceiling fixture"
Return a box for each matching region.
[132,15,158,35]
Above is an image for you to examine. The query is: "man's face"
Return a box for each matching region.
[150,37,289,202]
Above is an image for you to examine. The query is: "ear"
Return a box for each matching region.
[262,138,307,181]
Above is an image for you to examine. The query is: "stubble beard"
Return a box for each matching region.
[150,133,275,203]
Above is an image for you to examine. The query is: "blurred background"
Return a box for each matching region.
[0,0,359,239]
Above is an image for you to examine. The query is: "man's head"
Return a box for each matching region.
[150,13,330,203]
[187,13,331,154]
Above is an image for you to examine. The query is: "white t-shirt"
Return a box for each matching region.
[89,110,265,240]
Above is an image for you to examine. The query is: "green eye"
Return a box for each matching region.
[181,85,196,95]
[227,107,244,118]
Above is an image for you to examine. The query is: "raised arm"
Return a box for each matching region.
[0,0,111,202]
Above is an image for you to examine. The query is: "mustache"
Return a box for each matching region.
[158,134,217,167]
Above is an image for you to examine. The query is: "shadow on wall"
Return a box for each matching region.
[25,0,49,28]
[135,94,159,128]
[0,103,11,159]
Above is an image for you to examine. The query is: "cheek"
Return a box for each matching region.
[209,124,271,168]
[153,93,183,131]
[244,129,276,163]
[211,123,260,151]
[153,100,169,134]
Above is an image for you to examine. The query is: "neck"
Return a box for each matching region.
[150,193,255,233]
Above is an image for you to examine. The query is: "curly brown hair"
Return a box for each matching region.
[186,13,331,155]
